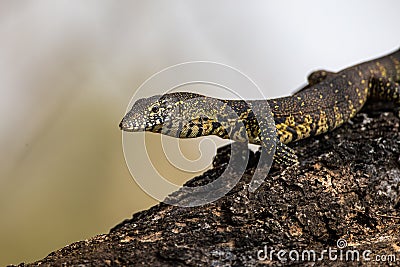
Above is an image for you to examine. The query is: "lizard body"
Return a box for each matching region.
[120,48,400,165]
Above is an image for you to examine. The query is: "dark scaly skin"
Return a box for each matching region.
[272,48,400,144]
[120,48,400,165]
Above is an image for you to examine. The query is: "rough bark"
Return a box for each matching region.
[14,101,400,266]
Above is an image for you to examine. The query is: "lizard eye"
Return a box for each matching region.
[199,115,209,121]
[151,106,159,113]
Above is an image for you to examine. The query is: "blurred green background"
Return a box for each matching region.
[1,1,399,265]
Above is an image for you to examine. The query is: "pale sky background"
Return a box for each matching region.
[1,1,399,265]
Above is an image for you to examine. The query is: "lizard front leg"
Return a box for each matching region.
[274,140,299,166]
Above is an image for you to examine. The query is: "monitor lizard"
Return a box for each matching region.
[120,48,400,166]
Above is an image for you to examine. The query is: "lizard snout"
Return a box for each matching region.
[119,119,134,131]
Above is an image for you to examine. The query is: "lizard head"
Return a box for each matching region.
[119,92,220,138]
